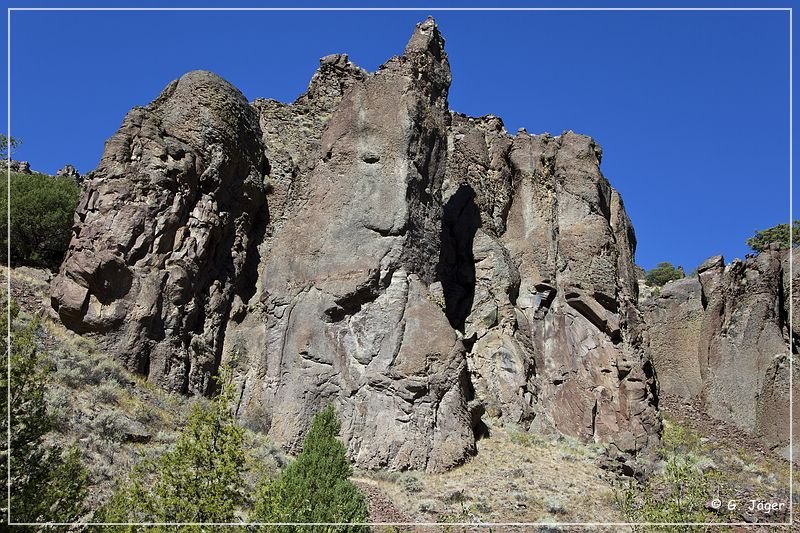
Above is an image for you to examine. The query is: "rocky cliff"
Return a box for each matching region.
[51,18,662,472]
[642,249,798,461]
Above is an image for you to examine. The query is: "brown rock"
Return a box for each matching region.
[52,18,663,471]
[224,18,475,473]
[51,70,268,394]
[644,251,798,460]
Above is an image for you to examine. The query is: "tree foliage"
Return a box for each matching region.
[746,221,800,253]
[1,300,88,524]
[97,366,247,530]
[645,262,685,287]
[0,171,80,269]
[252,405,369,532]
[0,134,21,159]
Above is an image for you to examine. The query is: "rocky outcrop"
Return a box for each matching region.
[56,163,81,181]
[441,117,660,463]
[641,277,705,399]
[225,18,475,473]
[642,250,798,460]
[52,18,661,472]
[51,70,268,394]
[9,159,31,174]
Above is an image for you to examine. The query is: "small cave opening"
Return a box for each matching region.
[437,183,480,333]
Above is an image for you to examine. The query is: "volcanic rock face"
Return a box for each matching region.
[51,70,268,394]
[52,18,661,471]
[441,118,660,458]
[642,250,798,459]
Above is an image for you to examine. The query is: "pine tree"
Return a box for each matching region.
[97,365,247,530]
[2,301,88,524]
[746,221,800,253]
[252,405,369,532]
[644,262,684,287]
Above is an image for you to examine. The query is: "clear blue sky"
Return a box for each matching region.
[1,1,795,271]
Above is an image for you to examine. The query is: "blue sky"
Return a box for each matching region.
[1,1,794,271]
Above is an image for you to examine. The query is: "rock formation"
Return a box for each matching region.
[51,70,268,395]
[642,249,798,461]
[52,18,661,472]
[56,163,82,181]
[9,159,31,174]
[440,117,660,462]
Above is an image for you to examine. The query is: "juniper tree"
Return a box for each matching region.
[97,366,247,530]
[746,221,800,253]
[0,171,81,268]
[645,262,684,287]
[252,405,369,532]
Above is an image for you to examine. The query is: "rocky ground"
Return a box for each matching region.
[356,422,626,529]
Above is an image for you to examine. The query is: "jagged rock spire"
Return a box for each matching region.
[405,16,446,59]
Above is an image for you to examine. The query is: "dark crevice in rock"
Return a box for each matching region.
[325,276,382,323]
[643,359,658,409]
[464,372,489,440]
[236,202,269,306]
[565,291,621,343]
[595,179,612,222]
[364,223,406,238]
[438,184,480,332]
[594,291,619,313]
[776,263,788,336]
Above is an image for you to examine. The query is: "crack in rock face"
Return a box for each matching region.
[52,17,677,472]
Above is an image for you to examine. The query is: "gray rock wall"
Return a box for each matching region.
[642,250,798,460]
[441,119,660,461]
[52,18,661,472]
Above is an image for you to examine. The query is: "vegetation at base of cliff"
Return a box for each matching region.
[746,220,800,253]
[2,299,89,524]
[252,405,369,532]
[96,366,249,528]
[95,376,367,531]
[615,418,729,531]
[0,171,81,269]
[645,262,685,287]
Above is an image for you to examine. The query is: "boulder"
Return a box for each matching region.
[56,163,81,181]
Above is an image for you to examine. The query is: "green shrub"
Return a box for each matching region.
[0,171,80,269]
[617,454,719,530]
[96,366,247,529]
[252,405,369,532]
[399,473,423,494]
[645,262,685,287]
[2,300,89,523]
[616,417,722,530]
[746,221,800,253]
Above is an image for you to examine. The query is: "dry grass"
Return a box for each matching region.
[358,421,628,528]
